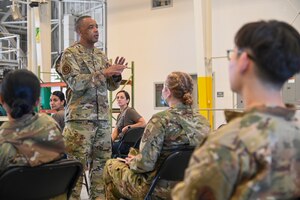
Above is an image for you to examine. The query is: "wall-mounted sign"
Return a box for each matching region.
[217,91,224,98]
[152,0,172,9]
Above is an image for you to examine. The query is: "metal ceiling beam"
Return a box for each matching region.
[0,10,10,22]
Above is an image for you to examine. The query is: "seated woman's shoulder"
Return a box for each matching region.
[37,113,61,127]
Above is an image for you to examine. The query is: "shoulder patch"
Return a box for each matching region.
[62,65,71,75]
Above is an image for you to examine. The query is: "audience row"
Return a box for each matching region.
[0,18,300,200]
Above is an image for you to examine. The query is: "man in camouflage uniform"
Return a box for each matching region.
[172,20,300,200]
[103,72,211,200]
[57,16,127,200]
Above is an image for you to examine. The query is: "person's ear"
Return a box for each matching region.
[35,98,40,107]
[165,87,171,98]
[76,28,82,36]
[238,52,251,73]
[0,95,3,105]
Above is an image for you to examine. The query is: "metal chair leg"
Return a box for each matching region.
[82,171,89,195]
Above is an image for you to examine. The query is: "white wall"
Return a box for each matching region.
[107,0,197,121]
[212,0,300,127]
[107,0,300,126]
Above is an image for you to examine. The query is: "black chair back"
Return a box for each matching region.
[144,148,194,200]
[117,127,145,157]
[0,159,83,200]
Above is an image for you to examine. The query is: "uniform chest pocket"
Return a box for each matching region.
[79,61,92,74]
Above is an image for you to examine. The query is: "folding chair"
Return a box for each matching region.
[114,127,145,158]
[0,159,83,200]
[62,153,89,196]
[144,148,194,200]
[82,170,90,196]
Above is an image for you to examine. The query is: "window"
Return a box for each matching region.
[154,83,168,109]
[154,74,199,110]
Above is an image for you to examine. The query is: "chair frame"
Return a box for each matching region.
[144,148,194,200]
[0,159,83,200]
[116,127,145,158]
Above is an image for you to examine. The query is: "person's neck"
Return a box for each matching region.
[167,98,181,108]
[7,112,33,122]
[120,105,128,112]
[7,113,14,122]
[79,40,94,49]
[57,106,64,112]
[241,83,285,110]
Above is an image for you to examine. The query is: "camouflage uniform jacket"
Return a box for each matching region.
[0,113,65,173]
[58,42,121,121]
[129,103,210,177]
[172,105,300,200]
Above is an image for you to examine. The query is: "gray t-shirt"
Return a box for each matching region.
[116,107,142,134]
[52,109,65,130]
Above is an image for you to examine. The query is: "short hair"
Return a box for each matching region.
[165,71,194,105]
[116,90,130,105]
[235,20,300,87]
[3,68,12,77]
[1,69,40,119]
[52,91,66,106]
[75,15,91,33]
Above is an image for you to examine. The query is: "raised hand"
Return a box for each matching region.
[114,56,128,66]
[103,56,127,77]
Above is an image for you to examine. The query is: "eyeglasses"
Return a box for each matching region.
[226,49,255,61]
[226,49,235,61]
[226,49,244,61]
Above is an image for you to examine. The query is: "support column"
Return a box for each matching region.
[63,14,76,50]
[38,2,51,82]
[194,0,213,126]
[27,0,33,72]
[27,0,51,82]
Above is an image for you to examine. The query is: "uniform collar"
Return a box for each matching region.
[224,104,297,123]
[74,42,95,53]
[169,102,190,109]
[1,113,37,129]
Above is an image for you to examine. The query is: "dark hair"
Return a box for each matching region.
[1,69,40,119]
[165,71,194,105]
[235,20,300,87]
[52,91,66,106]
[3,69,13,77]
[75,15,91,33]
[116,90,130,105]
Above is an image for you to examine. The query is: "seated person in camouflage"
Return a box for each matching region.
[172,20,300,200]
[103,71,211,200]
[0,69,65,175]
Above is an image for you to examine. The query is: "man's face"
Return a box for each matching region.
[78,17,99,44]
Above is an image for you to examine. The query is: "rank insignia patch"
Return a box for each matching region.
[62,65,71,75]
